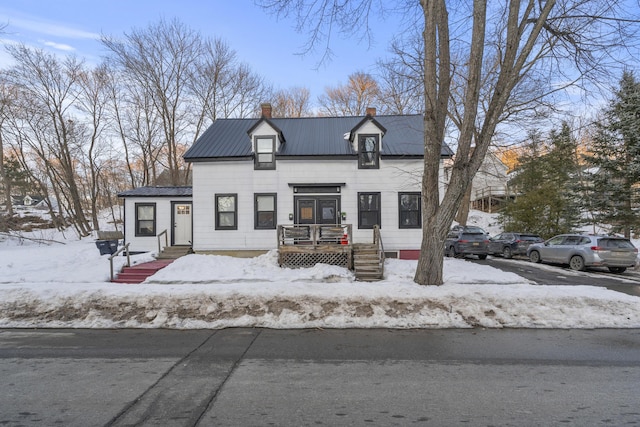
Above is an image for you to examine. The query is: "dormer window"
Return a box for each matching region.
[255,136,276,170]
[358,134,380,169]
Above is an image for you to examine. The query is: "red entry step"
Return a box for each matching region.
[112,259,174,284]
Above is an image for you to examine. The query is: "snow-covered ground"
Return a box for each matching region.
[1,211,639,329]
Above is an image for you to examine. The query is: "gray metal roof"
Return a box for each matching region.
[184,115,453,161]
[117,186,193,198]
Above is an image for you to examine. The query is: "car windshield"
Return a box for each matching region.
[520,235,541,241]
[463,226,485,233]
[598,238,635,249]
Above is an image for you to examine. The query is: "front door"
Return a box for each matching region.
[173,202,192,246]
[295,196,340,224]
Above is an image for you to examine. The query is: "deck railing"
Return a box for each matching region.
[277,224,352,247]
[277,224,353,269]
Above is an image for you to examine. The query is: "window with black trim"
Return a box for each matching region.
[255,193,277,229]
[358,134,379,169]
[135,203,156,236]
[255,136,276,170]
[215,194,237,230]
[358,192,381,229]
[398,192,421,228]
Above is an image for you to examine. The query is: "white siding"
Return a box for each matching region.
[470,153,509,200]
[123,197,192,253]
[192,157,446,254]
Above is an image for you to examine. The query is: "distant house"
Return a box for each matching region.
[457,151,511,213]
[118,104,453,259]
[11,195,44,207]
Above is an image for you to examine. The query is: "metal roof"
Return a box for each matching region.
[117,186,193,198]
[183,115,453,161]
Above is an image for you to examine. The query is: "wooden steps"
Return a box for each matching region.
[353,243,384,281]
[112,259,174,284]
[156,245,193,260]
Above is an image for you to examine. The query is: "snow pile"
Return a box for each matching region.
[1,235,639,329]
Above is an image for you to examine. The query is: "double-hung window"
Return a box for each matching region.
[358,134,379,169]
[215,194,237,230]
[255,136,276,170]
[135,203,156,236]
[398,192,421,228]
[255,193,277,229]
[358,192,381,229]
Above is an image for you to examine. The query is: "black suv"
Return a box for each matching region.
[444,226,489,259]
[487,232,544,259]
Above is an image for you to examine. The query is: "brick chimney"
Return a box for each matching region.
[365,107,376,117]
[261,103,272,119]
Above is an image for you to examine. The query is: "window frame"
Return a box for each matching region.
[358,134,380,169]
[254,193,277,230]
[135,202,156,236]
[398,192,421,229]
[215,194,238,230]
[358,192,381,229]
[254,135,276,170]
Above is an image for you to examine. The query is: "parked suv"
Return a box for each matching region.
[488,232,544,259]
[527,234,638,273]
[444,226,489,259]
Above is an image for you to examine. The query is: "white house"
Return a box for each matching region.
[119,105,453,259]
[469,151,510,212]
[117,186,193,253]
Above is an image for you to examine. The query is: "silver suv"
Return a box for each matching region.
[527,234,638,273]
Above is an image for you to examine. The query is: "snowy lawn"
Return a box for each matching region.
[1,234,639,329]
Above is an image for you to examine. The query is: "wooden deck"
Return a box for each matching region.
[277,224,385,281]
[277,224,353,269]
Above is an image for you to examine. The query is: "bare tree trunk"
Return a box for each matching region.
[414,0,453,286]
[0,130,13,216]
[455,186,472,225]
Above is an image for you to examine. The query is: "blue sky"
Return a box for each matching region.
[0,0,400,101]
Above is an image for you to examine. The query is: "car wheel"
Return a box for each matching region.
[478,254,487,260]
[608,267,626,274]
[503,247,512,259]
[569,255,586,271]
[529,250,541,263]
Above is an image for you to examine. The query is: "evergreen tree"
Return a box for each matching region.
[501,123,582,238]
[585,71,640,238]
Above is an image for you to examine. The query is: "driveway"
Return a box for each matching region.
[476,256,640,297]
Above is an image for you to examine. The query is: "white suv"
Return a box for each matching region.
[527,234,638,273]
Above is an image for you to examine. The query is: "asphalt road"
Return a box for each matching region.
[2,328,640,426]
[475,255,640,297]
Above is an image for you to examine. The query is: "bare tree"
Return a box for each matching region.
[376,32,425,115]
[103,20,269,187]
[258,0,640,285]
[0,78,15,216]
[318,71,381,116]
[189,39,238,124]
[102,19,204,186]
[75,63,113,230]
[4,45,92,236]
[271,86,313,117]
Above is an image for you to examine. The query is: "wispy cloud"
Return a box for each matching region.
[40,40,76,52]
[4,15,100,40]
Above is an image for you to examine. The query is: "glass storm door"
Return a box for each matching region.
[295,197,340,224]
[173,203,192,245]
